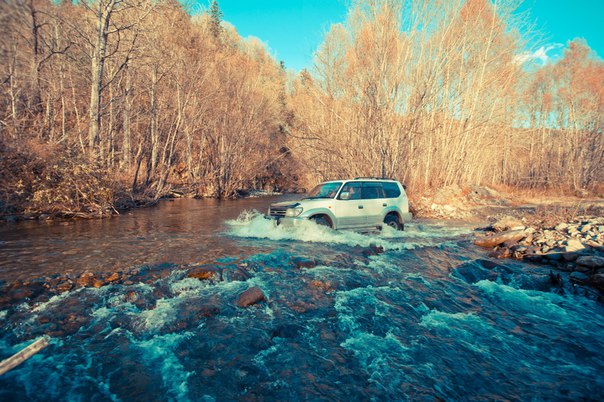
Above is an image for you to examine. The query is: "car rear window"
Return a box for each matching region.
[382,182,401,198]
[361,183,384,199]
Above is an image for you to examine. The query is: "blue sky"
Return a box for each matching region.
[201,0,603,71]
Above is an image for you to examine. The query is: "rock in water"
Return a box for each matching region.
[576,256,604,269]
[570,271,589,283]
[77,272,96,287]
[291,257,317,269]
[474,230,528,248]
[188,265,222,281]
[106,272,120,283]
[237,286,266,307]
[592,273,604,288]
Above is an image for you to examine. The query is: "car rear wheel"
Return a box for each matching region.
[384,214,403,231]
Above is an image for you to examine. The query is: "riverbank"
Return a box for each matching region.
[473,215,604,300]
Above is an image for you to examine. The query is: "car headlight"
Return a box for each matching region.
[285,206,303,217]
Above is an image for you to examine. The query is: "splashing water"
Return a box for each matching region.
[226,209,475,251]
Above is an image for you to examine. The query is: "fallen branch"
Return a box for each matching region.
[0,336,50,376]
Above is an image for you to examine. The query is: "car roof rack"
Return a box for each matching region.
[353,177,396,181]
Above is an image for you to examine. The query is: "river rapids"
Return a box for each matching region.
[0,197,603,401]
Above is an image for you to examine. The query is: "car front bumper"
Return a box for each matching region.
[264,215,308,227]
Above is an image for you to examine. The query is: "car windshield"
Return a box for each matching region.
[306,182,343,199]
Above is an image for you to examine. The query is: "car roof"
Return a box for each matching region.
[321,178,399,183]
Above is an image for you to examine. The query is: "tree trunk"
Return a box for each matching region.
[88,0,116,153]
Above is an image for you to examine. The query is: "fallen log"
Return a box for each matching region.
[474,229,528,248]
[0,336,50,376]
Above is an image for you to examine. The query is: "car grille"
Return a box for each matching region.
[268,206,288,217]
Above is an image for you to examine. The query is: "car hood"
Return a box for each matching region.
[269,200,301,208]
[270,199,330,208]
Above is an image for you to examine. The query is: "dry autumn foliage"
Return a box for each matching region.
[0,0,602,218]
[289,0,603,194]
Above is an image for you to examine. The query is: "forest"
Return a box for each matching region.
[0,0,602,218]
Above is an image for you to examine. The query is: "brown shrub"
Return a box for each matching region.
[0,139,117,218]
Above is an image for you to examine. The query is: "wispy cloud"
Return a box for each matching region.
[515,43,564,65]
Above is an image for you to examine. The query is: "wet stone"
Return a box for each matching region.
[576,256,604,269]
[489,248,511,259]
[570,271,589,283]
[126,290,138,303]
[188,265,222,281]
[369,243,384,254]
[592,273,604,288]
[236,286,266,307]
[223,267,252,282]
[544,253,562,261]
[77,271,96,287]
[524,254,542,263]
[106,272,120,282]
[291,257,318,269]
[574,264,591,273]
[56,280,73,293]
[310,280,337,292]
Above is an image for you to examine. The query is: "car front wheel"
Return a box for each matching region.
[311,216,332,228]
[384,215,403,231]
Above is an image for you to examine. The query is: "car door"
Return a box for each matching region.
[333,182,366,228]
[361,182,386,227]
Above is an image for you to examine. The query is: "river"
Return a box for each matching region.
[1,197,603,401]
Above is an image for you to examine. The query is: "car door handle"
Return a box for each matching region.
[382,203,387,207]
[358,205,364,209]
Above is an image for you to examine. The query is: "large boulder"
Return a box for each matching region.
[563,239,585,261]
[236,286,266,307]
[576,256,604,269]
[474,229,528,248]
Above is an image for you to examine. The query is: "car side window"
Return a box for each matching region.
[361,183,384,199]
[382,182,401,198]
[339,183,362,200]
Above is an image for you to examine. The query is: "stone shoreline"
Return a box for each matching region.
[474,215,604,296]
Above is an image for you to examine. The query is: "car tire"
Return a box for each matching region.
[384,214,403,231]
[312,216,331,228]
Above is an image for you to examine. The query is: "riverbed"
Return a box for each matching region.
[1,197,603,400]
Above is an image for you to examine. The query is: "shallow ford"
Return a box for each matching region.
[266,178,412,231]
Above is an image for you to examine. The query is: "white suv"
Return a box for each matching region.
[266,178,412,231]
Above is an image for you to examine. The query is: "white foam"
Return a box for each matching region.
[137,298,178,332]
[32,290,77,313]
[137,332,194,401]
[226,211,470,250]
[475,280,570,320]
[170,277,209,296]
[340,330,410,370]
[419,310,483,329]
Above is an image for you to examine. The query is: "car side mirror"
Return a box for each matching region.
[340,191,350,200]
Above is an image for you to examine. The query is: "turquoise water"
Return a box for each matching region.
[1,198,603,400]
